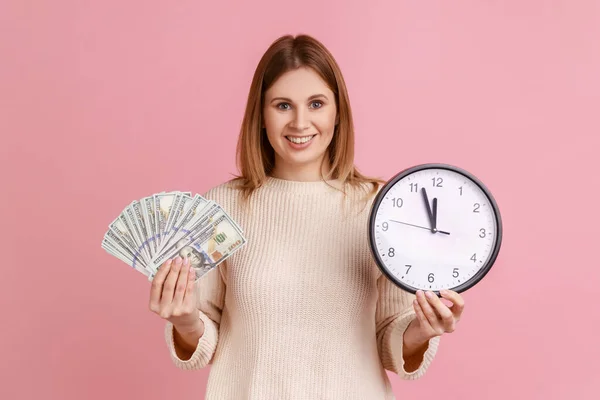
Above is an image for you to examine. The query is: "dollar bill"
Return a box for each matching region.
[160,193,195,252]
[102,236,151,277]
[141,196,158,257]
[109,212,150,266]
[152,203,223,270]
[103,227,148,269]
[123,203,152,264]
[161,192,183,244]
[150,212,246,280]
[154,192,178,248]
[130,200,153,258]
[102,190,247,282]
[155,194,210,256]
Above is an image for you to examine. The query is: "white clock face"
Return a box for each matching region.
[371,167,500,292]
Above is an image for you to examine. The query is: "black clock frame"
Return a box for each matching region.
[368,163,503,295]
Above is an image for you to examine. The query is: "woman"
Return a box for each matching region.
[148,34,465,399]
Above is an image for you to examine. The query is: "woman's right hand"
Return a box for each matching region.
[149,256,203,335]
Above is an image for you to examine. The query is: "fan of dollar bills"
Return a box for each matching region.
[101,191,246,281]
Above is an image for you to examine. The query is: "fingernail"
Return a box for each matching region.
[426,291,434,298]
[175,257,182,264]
[183,257,188,266]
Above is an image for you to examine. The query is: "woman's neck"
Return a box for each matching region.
[270,156,332,182]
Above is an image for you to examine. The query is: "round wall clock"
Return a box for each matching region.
[368,163,503,294]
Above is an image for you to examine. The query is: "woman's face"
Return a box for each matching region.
[262,67,338,180]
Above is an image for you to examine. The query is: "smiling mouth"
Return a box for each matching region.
[285,134,317,144]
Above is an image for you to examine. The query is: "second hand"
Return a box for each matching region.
[389,219,450,235]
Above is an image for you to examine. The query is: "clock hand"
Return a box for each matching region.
[420,188,435,232]
[389,219,450,235]
[432,197,438,233]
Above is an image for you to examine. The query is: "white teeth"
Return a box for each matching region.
[286,135,315,144]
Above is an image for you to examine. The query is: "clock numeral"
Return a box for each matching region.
[392,197,403,208]
[458,186,463,196]
[431,177,443,187]
[470,253,477,263]
[405,265,412,274]
[479,228,486,238]
[428,273,435,283]
[388,248,395,257]
[473,203,481,213]
[453,268,459,278]
[410,183,419,193]
[382,222,389,231]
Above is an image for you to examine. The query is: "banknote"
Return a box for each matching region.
[104,227,148,269]
[109,212,150,266]
[154,192,179,248]
[141,196,158,256]
[102,237,150,277]
[151,203,225,269]
[150,212,246,280]
[101,190,246,281]
[154,195,211,256]
[123,202,152,264]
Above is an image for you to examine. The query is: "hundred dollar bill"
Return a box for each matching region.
[160,193,195,252]
[155,194,210,256]
[102,239,134,267]
[161,192,183,244]
[141,196,158,257]
[154,192,178,248]
[130,200,153,258]
[150,212,246,280]
[152,202,222,265]
[109,213,150,266]
[102,237,151,277]
[102,237,132,264]
[104,227,148,269]
[123,203,152,264]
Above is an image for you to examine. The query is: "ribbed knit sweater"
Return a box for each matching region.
[164,177,440,399]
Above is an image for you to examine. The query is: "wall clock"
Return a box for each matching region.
[368,163,502,294]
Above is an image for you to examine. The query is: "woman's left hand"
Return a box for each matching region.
[408,289,465,343]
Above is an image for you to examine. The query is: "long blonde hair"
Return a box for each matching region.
[233,34,384,200]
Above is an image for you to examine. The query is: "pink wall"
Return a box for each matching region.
[2,1,598,399]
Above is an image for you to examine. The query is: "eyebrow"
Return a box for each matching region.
[269,94,328,103]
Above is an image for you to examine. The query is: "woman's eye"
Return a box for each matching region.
[276,101,323,110]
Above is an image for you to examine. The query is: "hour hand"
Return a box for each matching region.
[420,188,435,232]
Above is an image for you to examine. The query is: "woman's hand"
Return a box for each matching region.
[405,289,465,345]
[148,256,202,335]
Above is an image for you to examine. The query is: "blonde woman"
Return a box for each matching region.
[148,34,465,400]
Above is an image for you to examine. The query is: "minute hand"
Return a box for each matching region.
[389,219,450,235]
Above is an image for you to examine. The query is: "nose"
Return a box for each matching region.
[290,108,310,131]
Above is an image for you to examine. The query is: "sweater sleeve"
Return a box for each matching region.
[164,260,227,370]
[375,272,440,380]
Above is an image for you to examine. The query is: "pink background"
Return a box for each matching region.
[2,1,599,399]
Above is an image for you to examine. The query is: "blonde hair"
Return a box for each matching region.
[232,34,384,200]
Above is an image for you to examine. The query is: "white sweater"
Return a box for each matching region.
[164,176,440,399]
